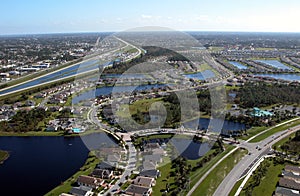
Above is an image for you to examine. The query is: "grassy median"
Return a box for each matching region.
[191,148,248,196]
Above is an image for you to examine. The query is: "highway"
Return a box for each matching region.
[213,124,300,196]
[185,118,300,196]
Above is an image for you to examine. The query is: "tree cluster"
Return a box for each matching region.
[237,82,300,108]
[0,108,51,132]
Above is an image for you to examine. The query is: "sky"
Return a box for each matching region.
[1,0,300,35]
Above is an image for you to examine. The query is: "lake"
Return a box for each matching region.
[171,138,211,160]
[0,133,118,196]
[184,70,215,80]
[228,61,248,69]
[255,60,292,70]
[72,84,167,104]
[255,73,300,81]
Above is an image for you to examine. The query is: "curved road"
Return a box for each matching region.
[213,124,300,196]
[186,118,300,196]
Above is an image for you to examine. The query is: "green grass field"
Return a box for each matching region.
[239,126,266,140]
[249,119,300,143]
[152,145,235,196]
[228,178,244,196]
[191,148,248,196]
[272,132,296,151]
[239,158,284,196]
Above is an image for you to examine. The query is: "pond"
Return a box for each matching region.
[72,84,167,104]
[228,61,248,69]
[184,118,246,136]
[184,70,215,80]
[0,133,118,196]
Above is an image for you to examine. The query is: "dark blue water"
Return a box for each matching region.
[255,73,300,81]
[171,138,211,160]
[184,118,246,136]
[228,61,248,69]
[0,133,118,196]
[0,59,100,95]
[184,70,215,80]
[72,84,167,104]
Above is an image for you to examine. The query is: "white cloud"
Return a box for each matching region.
[141,14,153,19]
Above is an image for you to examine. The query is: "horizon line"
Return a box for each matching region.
[1,29,300,36]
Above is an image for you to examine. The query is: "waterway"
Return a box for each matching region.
[254,73,300,81]
[0,59,101,95]
[0,133,118,196]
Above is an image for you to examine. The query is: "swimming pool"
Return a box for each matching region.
[72,128,83,133]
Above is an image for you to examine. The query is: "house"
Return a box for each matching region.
[145,147,165,156]
[133,176,156,187]
[77,175,103,189]
[144,154,162,163]
[278,178,300,191]
[144,143,160,149]
[49,106,62,112]
[139,170,160,179]
[275,187,299,196]
[96,161,115,170]
[34,93,46,99]
[91,169,113,179]
[59,193,74,196]
[46,125,58,132]
[69,186,93,196]
[125,184,152,196]
[25,100,36,107]
[282,171,300,181]
[107,154,121,167]
[285,165,300,174]
[142,160,157,171]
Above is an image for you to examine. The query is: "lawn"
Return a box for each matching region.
[188,145,235,189]
[239,158,284,196]
[0,131,65,137]
[249,119,300,143]
[152,161,173,196]
[152,145,235,196]
[238,126,266,140]
[272,132,296,151]
[191,148,248,196]
[228,178,244,196]
[45,151,101,196]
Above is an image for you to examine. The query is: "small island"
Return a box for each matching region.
[0,150,9,164]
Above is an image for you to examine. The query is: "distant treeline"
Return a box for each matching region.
[102,46,189,74]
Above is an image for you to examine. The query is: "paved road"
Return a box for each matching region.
[105,142,137,195]
[213,124,300,196]
[87,104,138,196]
[186,118,300,196]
